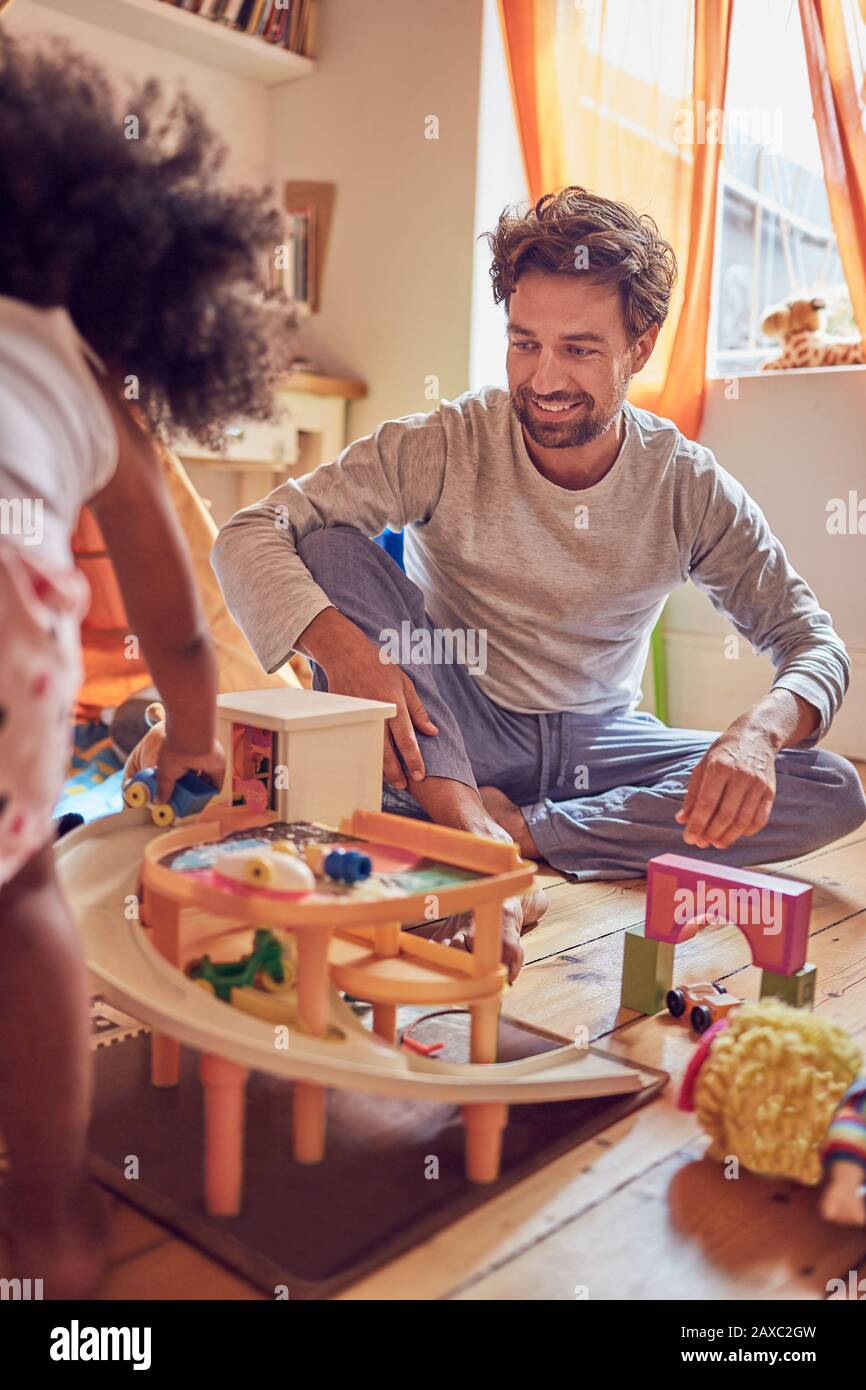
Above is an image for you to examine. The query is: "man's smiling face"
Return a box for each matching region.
[506,270,647,448]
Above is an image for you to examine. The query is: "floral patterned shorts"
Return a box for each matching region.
[0,544,89,887]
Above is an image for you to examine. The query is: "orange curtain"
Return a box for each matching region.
[497,0,732,440]
[799,0,866,336]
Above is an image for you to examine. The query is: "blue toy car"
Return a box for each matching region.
[122,767,218,827]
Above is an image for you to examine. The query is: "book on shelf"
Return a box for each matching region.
[285,205,317,309]
[281,181,333,313]
[160,0,318,56]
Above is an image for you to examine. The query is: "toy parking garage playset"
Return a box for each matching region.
[58,688,865,1233]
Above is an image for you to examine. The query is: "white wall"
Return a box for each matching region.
[5,1,271,184]
[266,0,484,438]
[666,368,866,758]
[469,0,528,393]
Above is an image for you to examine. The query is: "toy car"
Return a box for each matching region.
[665,981,742,1035]
[212,844,317,893]
[122,767,218,827]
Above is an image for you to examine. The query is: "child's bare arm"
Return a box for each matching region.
[90,387,223,796]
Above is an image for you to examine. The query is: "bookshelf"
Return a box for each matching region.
[30,0,316,86]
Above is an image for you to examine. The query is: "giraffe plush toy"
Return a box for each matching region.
[760,296,865,370]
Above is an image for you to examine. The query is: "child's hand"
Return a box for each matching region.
[155,738,226,804]
[122,709,167,786]
[820,1160,866,1226]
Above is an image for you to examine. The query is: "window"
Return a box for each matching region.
[709,0,857,376]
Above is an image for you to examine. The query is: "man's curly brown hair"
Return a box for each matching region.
[483,186,678,341]
[0,30,295,446]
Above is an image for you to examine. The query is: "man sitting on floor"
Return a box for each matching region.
[213,186,866,979]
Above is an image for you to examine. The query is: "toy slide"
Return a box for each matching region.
[57,809,646,1105]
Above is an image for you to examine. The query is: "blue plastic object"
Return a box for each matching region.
[126,767,218,820]
[323,848,373,884]
[374,529,405,570]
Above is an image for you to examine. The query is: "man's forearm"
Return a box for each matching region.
[731,687,819,751]
[296,605,355,670]
[211,506,334,676]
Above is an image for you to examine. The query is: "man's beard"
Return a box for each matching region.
[510,370,630,448]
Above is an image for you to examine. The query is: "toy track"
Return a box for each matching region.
[57,810,647,1105]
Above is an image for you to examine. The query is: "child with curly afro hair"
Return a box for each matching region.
[0,28,295,1295]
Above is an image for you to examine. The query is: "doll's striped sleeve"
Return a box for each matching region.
[822,1080,866,1172]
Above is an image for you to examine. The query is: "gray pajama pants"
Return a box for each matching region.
[298,527,866,880]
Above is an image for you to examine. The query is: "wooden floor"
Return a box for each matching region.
[7,772,866,1300]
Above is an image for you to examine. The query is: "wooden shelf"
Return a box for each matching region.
[30,0,315,87]
[282,371,367,401]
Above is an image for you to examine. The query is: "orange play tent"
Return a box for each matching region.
[72,446,306,715]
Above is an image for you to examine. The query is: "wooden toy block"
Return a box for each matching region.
[645,854,811,975]
[760,962,817,1009]
[624,854,817,1017]
[620,925,675,1015]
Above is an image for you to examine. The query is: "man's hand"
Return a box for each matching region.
[297,607,438,790]
[677,724,776,850]
[676,689,819,851]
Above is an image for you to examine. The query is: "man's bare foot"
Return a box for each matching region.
[8,1180,108,1300]
[479,786,541,861]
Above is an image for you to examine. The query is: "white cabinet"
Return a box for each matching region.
[173,373,366,520]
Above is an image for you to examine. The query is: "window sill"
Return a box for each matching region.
[706,362,866,382]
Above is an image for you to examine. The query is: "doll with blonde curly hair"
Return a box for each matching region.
[679,1000,866,1225]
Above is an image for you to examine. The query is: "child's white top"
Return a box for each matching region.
[0,294,118,567]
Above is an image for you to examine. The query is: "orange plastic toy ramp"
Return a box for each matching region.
[55,810,655,1105]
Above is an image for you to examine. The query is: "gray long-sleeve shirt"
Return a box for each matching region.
[212,386,848,741]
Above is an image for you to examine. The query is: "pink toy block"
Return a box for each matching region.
[645,854,811,976]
